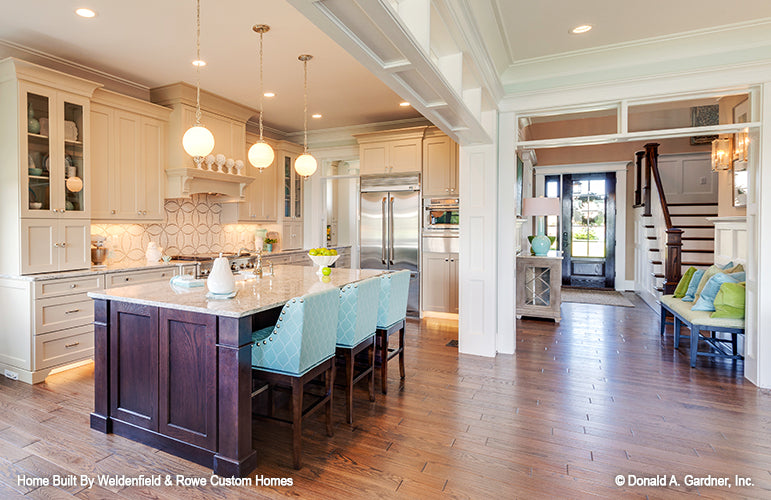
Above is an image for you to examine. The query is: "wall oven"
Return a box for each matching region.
[423,198,459,234]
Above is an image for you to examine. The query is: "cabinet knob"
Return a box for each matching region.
[142,210,147,215]
[70,284,77,288]
[53,243,59,248]
[111,210,116,214]
[137,210,142,215]
[124,277,130,281]
[445,258,449,262]
[60,242,67,247]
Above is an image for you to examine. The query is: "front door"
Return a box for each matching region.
[561,173,616,289]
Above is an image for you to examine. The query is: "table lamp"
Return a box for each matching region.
[522,197,560,256]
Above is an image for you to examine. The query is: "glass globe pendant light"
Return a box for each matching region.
[248,24,274,172]
[295,54,317,178]
[182,0,215,168]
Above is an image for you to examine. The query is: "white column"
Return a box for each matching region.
[497,111,517,354]
[745,83,771,388]
[458,110,498,357]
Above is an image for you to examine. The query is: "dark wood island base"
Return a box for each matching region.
[90,298,261,477]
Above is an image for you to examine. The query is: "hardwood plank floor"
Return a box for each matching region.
[1,294,770,499]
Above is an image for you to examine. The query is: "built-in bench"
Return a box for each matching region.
[659,295,745,367]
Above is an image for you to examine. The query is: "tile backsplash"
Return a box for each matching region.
[92,195,278,264]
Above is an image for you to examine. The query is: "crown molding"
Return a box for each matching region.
[0,39,149,100]
[285,117,433,148]
[501,18,771,95]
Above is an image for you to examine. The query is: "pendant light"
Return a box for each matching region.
[295,54,317,178]
[182,0,215,167]
[248,24,274,172]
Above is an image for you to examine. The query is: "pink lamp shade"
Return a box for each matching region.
[522,197,560,216]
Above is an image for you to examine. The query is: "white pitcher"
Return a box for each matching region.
[145,242,163,262]
[207,254,235,294]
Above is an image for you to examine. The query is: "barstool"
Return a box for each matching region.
[335,277,380,423]
[375,270,411,394]
[251,287,339,469]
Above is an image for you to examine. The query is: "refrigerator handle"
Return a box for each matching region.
[381,197,387,265]
[389,196,395,265]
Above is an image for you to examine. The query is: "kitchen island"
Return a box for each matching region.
[87,265,384,477]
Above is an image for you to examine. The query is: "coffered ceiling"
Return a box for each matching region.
[0,0,422,133]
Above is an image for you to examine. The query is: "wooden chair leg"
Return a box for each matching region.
[291,377,303,469]
[344,349,354,424]
[368,341,375,402]
[398,325,405,380]
[326,364,335,437]
[381,332,389,394]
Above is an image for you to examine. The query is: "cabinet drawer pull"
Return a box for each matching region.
[64,342,80,349]
[111,210,116,214]
[70,284,77,288]
[60,242,67,247]
[124,277,131,281]
[64,309,80,315]
[160,273,167,277]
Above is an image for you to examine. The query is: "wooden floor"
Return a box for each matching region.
[1,294,770,499]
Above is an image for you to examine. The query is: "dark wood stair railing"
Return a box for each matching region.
[644,142,682,295]
[634,150,645,207]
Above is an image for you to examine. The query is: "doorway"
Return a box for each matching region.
[561,173,616,289]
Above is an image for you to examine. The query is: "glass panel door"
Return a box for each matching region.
[284,156,291,217]
[27,92,50,212]
[63,100,84,213]
[570,178,606,259]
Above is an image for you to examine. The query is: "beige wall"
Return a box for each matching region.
[535,137,709,166]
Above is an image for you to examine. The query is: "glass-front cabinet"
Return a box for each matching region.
[278,148,304,250]
[22,85,89,219]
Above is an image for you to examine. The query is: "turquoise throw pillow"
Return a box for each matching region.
[692,273,742,312]
[682,269,705,302]
[720,261,734,270]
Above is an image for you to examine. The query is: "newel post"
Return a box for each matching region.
[664,228,683,295]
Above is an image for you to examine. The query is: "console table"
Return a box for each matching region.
[516,253,563,322]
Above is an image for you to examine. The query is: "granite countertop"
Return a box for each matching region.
[1,260,194,282]
[88,265,384,318]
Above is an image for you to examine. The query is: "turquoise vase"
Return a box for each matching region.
[27,104,40,134]
[530,216,551,256]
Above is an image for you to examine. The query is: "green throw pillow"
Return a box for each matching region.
[674,267,696,298]
[712,282,746,319]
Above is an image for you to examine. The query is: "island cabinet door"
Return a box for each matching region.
[158,309,217,451]
[110,302,159,431]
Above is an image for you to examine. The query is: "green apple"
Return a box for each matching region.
[322,266,332,276]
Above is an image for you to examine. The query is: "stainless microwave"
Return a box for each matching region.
[423,198,459,232]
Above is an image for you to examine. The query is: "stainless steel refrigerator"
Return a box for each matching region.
[360,174,420,316]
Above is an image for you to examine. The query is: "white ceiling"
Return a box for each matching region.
[0,0,422,133]
[470,0,771,77]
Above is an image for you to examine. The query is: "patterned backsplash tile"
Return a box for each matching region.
[92,194,279,264]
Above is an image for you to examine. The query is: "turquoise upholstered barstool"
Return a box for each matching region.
[251,287,340,469]
[375,270,410,394]
[335,276,380,424]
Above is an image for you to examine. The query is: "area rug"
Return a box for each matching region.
[561,288,636,308]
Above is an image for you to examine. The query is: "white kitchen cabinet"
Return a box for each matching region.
[0,59,99,277]
[90,90,170,221]
[422,131,458,197]
[21,219,90,274]
[359,138,422,175]
[355,127,426,176]
[421,252,458,314]
[0,272,104,384]
[282,221,304,251]
[237,133,279,222]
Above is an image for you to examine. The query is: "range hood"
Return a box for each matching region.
[166,167,255,202]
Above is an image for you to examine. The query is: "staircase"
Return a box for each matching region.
[634,143,717,308]
[646,202,716,295]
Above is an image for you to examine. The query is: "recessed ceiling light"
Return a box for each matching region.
[192,59,206,67]
[75,8,96,18]
[571,25,592,34]
[312,113,322,119]
[264,92,275,98]
[399,102,410,107]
